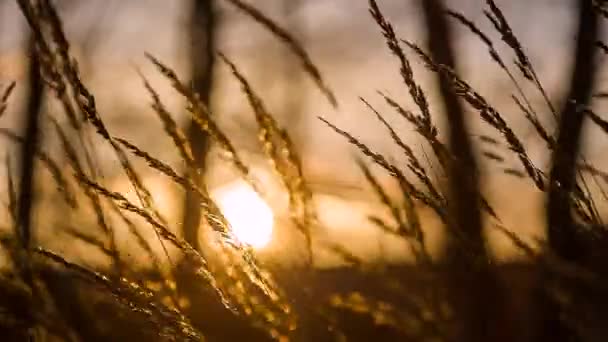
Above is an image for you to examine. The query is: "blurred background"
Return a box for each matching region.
[1,0,607,268]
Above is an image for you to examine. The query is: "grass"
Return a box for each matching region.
[1,0,608,341]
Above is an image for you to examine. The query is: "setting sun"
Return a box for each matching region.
[212,180,274,249]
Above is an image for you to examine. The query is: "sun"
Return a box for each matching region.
[211,180,274,249]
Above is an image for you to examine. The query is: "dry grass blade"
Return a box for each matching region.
[369,0,433,128]
[74,174,235,309]
[402,40,546,191]
[0,128,77,208]
[220,52,316,265]
[131,58,300,334]
[484,0,533,80]
[0,81,16,118]
[32,21,82,131]
[78,175,195,253]
[482,151,504,163]
[445,10,500,65]
[479,194,500,221]
[377,92,450,178]
[1,81,16,103]
[108,197,181,309]
[110,201,151,256]
[446,9,537,119]
[361,97,443,204]
[23,2,173,264]
[112,137,225,233]
[502,168,525,178]
[32,26,99,179]
[33,0,108,137]
[478,135,499,145]
[358,159,428,263]
[216,54,279,164]
[593,91,608,99]
[357,159,406,236]
[367,4,452,248]
[50,118,104,217]
[114,136,270,294]
[319,116,400,180]
[114,144,169,223]
[585,109,608,134]
[107,200,169,278]
[491,223,536,258]
[484,0,556,116]
[144,53,256,190]
[34,248,203,341]
[28,6,100,189]
[512,95,555,149]
[49,117,123,273]
[59,226,113,258]
[322,242,363,267]
[579,162,608,184]
[398,178,428,264]
[137,70,194,166]
[113,137,286,313]
[320,117,446,221]
[23,0,166,228]
[224,0,337,107]
[368,215,403,240]
[5,155,18,224]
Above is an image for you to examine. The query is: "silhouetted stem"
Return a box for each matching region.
[182,0,216,252]
[421,1,506,340]
[543,0,599,340]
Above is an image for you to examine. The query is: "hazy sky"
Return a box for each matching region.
[2,1,607,263]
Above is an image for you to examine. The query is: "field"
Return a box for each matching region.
[1,0,608,341]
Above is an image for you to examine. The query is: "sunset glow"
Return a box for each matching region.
[212,180,274,249]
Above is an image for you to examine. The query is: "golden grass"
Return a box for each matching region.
[1,0,608,340]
